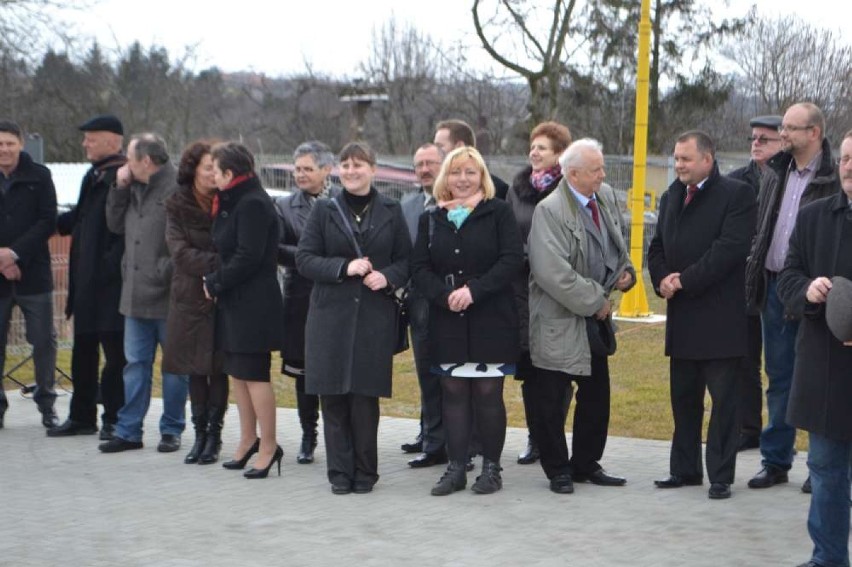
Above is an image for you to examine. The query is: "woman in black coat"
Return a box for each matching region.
[506,120,572,465]
[296,141,411,495]
[163,140,227,465]
[411,146,523,496]
[203,142,285,479]
[274,140,336,464]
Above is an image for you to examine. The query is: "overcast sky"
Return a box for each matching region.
[53,0,851,78]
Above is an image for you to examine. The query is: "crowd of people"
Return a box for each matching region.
[1,106,851,566]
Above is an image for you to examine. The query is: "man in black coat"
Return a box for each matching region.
[727,114,783,452]
[49,115,127,440]
[777,129,852,567]
[400,142,447,467]
[648,130,756,499]
[0,120,59,429]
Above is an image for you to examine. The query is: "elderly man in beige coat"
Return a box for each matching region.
[527,138,635,494]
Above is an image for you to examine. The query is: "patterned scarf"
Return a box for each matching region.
[438,191,485,229]
[530,164,562,192]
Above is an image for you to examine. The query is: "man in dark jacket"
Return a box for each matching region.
[777,129,852,567]
[728,114,783,452]
[49,115,127,440]
[99,133,187,454]
[648,130,756,499]
[0,120,59,429]
[744,103,841,492]
[400,142,447,467]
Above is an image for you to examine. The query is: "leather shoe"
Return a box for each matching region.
[654,474,703,488]
[47,419,97,437]
[99,436,143,453]
[796,562,822,567]
[465,457,476,472]
[99,423,116,441]
[550,474,574,494]
[708,482,731,499]
[517,438,540,465]
[801,476,812,494]
[0,402,7,429]
[573,469,626,486]
[352,481,374,494]
[41,409,59,429]
[400,435,423,454]
[157,434,181,453]
[747,465,788,489]
[737,434,760,452]
[408,451,448,468]
[331,482,352,495]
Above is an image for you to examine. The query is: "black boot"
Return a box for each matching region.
[471,459,503,494]
[296,390,319,464]
[431,461,467,496]
[184,405,208,464]
[199,406,225,464]
[517,435,540,464]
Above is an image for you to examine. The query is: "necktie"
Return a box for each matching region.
[684,184,699,207]
[587,199,601,231]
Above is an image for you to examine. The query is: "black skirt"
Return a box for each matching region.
[224,352,272,382]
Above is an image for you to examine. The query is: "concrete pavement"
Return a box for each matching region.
[1,393,814,567]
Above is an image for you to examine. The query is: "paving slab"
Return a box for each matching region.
[0,392,814,567]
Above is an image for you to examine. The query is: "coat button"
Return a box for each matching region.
[458,270,463,275]
[354,297,359,303]
[454,249,460,254]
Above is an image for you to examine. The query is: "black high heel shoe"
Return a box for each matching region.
[244,445,284,479]
[222,438,260,470]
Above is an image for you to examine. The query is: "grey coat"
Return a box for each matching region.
[296,190,411,398]
[105,162,177,319]
[528,180,633,375]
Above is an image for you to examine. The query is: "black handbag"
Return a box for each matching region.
[585,315,617,356]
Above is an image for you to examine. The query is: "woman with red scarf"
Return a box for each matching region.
[506,121,573,466]
[203,141,285,479]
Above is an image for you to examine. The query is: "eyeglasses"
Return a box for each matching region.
[747,135,781,145]
[837,156,852,166]
[414,160,441,169]
[779,124,814,133]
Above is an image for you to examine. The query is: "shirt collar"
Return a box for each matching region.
[568,184,595,207]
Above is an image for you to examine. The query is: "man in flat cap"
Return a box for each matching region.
[0,120,59,429]
[777,128,852,567]
[49,114,128,439]
[728,114,783,452]
[745,102,841,493]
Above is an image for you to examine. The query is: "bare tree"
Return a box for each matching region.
[472,0,576,127]
[722,15,852,142]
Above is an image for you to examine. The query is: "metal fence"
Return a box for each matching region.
[7,153,749,349]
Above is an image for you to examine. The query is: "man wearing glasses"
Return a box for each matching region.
[729,115,783,453]
[745,102,841,492]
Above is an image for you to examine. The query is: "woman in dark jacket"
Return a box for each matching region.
[275,140,336,464]
[203,142,285,479]
[296,141,411,495]
[411,146,523,496]
[163,140,227,465]
[506,121,573,465]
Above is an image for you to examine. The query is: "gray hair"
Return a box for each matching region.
[293,140,335,168]
[559,138,604,171]
[415,142,446,159]
[130,133,169,165]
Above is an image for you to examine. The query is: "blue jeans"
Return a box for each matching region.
[807,432,852,567]
[760,276,799,469]
[114,317,187,442]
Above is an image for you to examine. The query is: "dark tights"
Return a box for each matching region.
[189,373,229,410]
[441,376,506,463]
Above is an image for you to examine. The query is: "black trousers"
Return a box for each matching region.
[320,393,380,486]
[69,331,125,427]
[738,314,763,438]
[408,292,444,454]
[528,356,610,480]
[669,357,741,484]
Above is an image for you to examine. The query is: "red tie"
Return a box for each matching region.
[684,184,699,207]
[587,199,601,230]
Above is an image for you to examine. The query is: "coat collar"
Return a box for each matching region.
[512,164,562,203]
[768,137,838,186]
